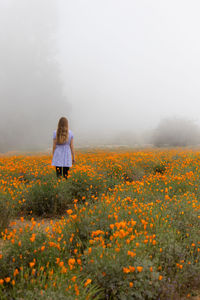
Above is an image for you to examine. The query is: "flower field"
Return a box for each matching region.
[0,149,200,299]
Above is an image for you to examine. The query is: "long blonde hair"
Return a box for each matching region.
[56,117,69,144]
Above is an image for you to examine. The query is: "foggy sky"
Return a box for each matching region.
[1,0,200,150]
[58,0,200,135]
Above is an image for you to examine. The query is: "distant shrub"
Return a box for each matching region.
[152,117,200,147]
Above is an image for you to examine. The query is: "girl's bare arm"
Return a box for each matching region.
[70,138,75,163]
[52,139,56,156]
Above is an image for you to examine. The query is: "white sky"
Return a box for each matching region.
[57,0,200,134]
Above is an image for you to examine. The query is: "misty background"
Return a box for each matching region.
[1,0,200,152]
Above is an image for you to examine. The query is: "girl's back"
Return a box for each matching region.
[52,129,74,167]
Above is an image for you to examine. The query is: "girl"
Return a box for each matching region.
[52,117,75,179]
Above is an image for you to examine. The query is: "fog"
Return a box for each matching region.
[1,0,200,151]
[0,0,67,151]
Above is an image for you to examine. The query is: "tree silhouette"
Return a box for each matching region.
[152,117,200,147]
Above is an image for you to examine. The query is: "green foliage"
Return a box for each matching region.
[0,192,12,235]
[152,163,166,174]
[123,167,144,182]
[0,228,104,300]
[23,177,64,216]
[0,230,48,279]
[84,252,162,300]
[120,158,145,182]
[2,150,200,299]
[22,169,112,217]
[62,170,106,203]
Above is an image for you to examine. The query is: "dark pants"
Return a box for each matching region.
[55,166,69,179]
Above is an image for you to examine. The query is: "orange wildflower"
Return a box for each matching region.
[129,282,134,287]
[123,267,130,273]
[84,278,92,287]
[137,266,143,272]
